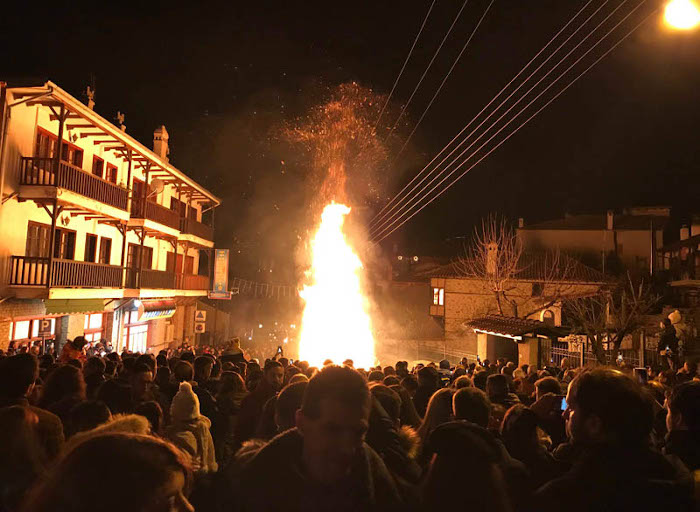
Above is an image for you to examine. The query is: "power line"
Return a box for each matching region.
[373,2,653,243]
[370,0,598,228]
[371,0,619,237]
[385,0,471,140]
[374,0,438,132]
[391,0,496,165]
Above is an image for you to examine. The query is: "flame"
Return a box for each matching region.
[664,0,700,29]
[298,203,375,368]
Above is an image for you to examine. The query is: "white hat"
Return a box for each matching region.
[170,381,200,422]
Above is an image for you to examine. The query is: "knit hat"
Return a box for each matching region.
[170,381,200,422]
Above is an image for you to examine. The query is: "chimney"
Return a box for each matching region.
[606,210,614,231]
[680,225,690,241]
[518,217,524,229]
[153,125,169,162]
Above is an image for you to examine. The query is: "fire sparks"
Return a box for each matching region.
[298,203,376,368]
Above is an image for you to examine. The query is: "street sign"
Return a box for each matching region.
[194,322,206,334]
[208,291,232,300]
[194,310,207,322]
[213,249,229,292]
[38,319,52,336]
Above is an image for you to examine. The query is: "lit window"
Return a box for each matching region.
[433,287,445,306]
[12,321,30,340]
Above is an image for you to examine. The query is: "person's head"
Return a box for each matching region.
[486,374,509,401]
[383,375,400,387]
[472,369,488,391]
[130,363,154,402]
[453,375,472,389]
[179,351,195,364]
[370,384,402,427]
[264,360,284,391]
[40,364,86,407]
[417,366,439,389]
[453,387,491,428]
[193,356,213,383]
[389,384,422,428]
[219,371,246,395]
[83,357,105,379]
[401,375,419,397]
[0,353,39,400]
[418,388,455,442]
[666,381,700,433]
[275,381,308,433]
[68,400,112,437]
[342,359,354,368]
[174,361,194,383]
[23,433,193,512]
[156,354,168,369]
[135,354,156,374]
[296,366,370,484]
[535,376,562,401]
[135,401,164,435]
[565,368,653,447]
[289,373,309,385]
[368,370,384,383]
[0,405,44,495]
[72,336,88,351]
[500,404,540,459]
[96,379,133,415]
[170,382,201,423]
[560,357,570,370]
[155,366,171,388]
[422,422,512,512]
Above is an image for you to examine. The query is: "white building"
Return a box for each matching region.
[0,81,221,354]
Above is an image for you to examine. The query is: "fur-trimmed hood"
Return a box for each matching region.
[68,414,150,448]
[397,425,420,461]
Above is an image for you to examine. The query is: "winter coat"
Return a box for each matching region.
[234,381,276,447]
[58,343,86,365]
[238,428,402,512]
[658,326,679,354]
[167,415,218,474]
[0,397,64,461]
[665,430,700,472]
[535,445,694,511]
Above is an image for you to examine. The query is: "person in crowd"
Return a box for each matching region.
[535,368,694,511]
[487,374,521,409]
[82,357,105,400]
[535,376,562,400]
[193,356,216,395]
[289,373,309,385]
[0,354,64,460]
[413,366,439,417]
[0,406,45,512]
[658,318,680,371]
[453,387,491,428]
[95,379,133,415]
[38,364,86,429]
[664,380,700,471]
[453,375,472,389]
[130,363,156,406]
[421,421,513,511]
[58,337,87,365]
[368,370,384,383]
[166,381,218,474]
[417,388,454,449]
[22,433,194,512]
[238,365,401,511]
[67,400,112,438]
[389,384,422,429]
[274,381,307,434]
[135,401,165,436]
[473,368,489,391]
[235,360,284,447]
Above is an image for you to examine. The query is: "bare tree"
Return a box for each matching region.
[455,214,579,318]
[565,273,657,364]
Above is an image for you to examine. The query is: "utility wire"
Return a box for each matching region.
[373,2,653,243]
[371,0,618,237]
[391,0,496,165]
[370,0,597,228]
[385,0,471,141]
[374,0,438,132]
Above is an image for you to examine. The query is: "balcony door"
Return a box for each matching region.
[26,222,51,258]
[167,252,194,274]
[132,179,146,217]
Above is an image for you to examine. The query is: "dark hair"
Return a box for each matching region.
[156,354,167,368]
[135,354,156,374]
[500,404,539,461]
[301,366,369,420]
[96,380,133,415]
[83,357,106,377]
[180,352,195,363]
[453,375,472,389]
[389,384,422,428]
[472,370,488,391]
[135,401,164,434]
[174,361,194,383]
[132,362,152,377]
[368,370,384,383]
[370,384,401,422]
[401,375,418,393]
[668,381,700,431]
[486,374,509,400]
[22,433,191,512]
[72,336,88,350]
[535,376,562,396]
[418,388,455,442]
[194,356,213,377]
[568,368,653,445]
[39,364,86,409]
[264,360,283,373]
[275,381,308,431]
[383,375,400,387]
[218,371,246,395]
[68,400,111,437]
[453,387,491,428]
[0,354,39,399]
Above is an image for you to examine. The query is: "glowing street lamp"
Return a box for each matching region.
[664,0,700,30]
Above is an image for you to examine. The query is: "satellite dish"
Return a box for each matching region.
[149,178,165,194]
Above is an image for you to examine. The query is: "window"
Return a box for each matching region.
[99,237,112,264]
[35,128,82,167]
[433,287,445,306]
[141,246,153,270]
[26,222,51,258]
[123,311,148,353]
[84,234,98,262]
[127,244,153,270]
[84,313,104,343]
[10,318,56,342]
[92,156,104,178]
[106,163,118,184]
[54,228,76,260]
[61,144,83,167]
[170,197,186,217]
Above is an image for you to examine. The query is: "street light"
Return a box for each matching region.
[664,0,700,30]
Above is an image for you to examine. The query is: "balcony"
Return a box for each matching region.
[180,218,213,242]
[177,274,210,290]
[10,256,123,288]
[20,157,128,211]
[131,199,181,231]
[140,269,176,289]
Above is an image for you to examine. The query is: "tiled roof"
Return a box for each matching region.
[428,252,610,283]
[520,213,668,231]
[465,315,569,338]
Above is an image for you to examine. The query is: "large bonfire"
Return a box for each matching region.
[286,83,392,368]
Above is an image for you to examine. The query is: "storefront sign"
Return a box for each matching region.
[213,249,229,293]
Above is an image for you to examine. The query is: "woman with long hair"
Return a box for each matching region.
[22,433,193,512]
[416,388,455,447]
[38,365,86,427]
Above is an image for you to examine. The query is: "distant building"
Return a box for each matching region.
[0,81,221,353]
[659,220,700,307]
[517,207,669,274]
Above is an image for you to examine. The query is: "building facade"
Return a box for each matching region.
[0,81,220,354]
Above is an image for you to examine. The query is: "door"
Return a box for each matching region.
[126,243,140,288]
[132,179,146,217]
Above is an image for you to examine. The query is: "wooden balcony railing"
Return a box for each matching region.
[20,157,128,211]
[177,273,210,290]
[10,256,122,288]
[180,218,213,241]
[141,269,176,289]
[132,199,181,231]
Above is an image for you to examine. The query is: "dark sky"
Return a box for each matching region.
[2,0,699,271]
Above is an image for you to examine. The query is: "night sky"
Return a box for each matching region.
[2,0,699,275]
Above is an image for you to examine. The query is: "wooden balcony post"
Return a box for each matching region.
[47,104,66,288]
[172,238,178,289]
[126,149,133,212]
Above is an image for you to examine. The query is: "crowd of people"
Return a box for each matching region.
[0,335,698,511]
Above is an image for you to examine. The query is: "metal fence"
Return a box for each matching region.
[540,336,663,369]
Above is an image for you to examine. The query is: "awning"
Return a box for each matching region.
[44,299,106,315]
[465,315,569,341]
[137,299,176,321]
